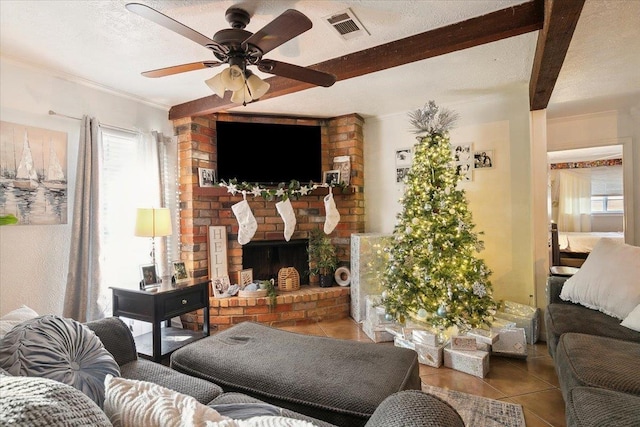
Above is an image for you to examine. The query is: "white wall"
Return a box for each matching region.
[363,87,535,305]
[547,110,639,245]
[0,59,172,316]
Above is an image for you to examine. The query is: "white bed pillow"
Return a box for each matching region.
[621,304,640,332]
[560,238,640,319]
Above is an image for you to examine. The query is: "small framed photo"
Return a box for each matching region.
[395,148,412,166]
[396,167,410,184]
[172,261,189,283]
[198,167,216,187]
[212,275,231,298]
[323,170,341,186]
[474,150,494,169]
[452,144,473,163]
[140,264,159,288]
[237,268,253,287]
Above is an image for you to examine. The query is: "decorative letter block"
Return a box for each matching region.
[350,234,392,322]
[444,345,490,378]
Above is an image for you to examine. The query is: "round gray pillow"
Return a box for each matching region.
[0,315,120,407]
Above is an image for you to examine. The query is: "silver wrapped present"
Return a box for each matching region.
[444,344,490,378]
[491,327,528,358]
[365,295,393,327]
[451,335,477,351]
[467,328,499,345]
[496,301,540,344]
[362,318,394,343]
[415,342,445,368]
[394,336,415,350]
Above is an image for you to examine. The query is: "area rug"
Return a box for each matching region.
[422,385,526,427]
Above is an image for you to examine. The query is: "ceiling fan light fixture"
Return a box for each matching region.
[205,73,226,98]
[230,85,251,104]
[246,73,270,99]
[221,65,245,91]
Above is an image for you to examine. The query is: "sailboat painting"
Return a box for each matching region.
[0,121,68,225]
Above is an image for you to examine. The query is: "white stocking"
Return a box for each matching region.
[324,190,340,234]
[231,197,257,245]
[275,198,296,242]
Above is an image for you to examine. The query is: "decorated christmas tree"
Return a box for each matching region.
[381,101,498,333]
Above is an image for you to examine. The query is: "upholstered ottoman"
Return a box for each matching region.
[555,333,640,399]
[171,321,420,427]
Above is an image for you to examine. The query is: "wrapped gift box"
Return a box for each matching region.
[496,301,540,344]
[363,319,394,343]
[444,345,490,378]
[451,335,477,351]
[384,324,405,339]
[415,342,445,368]
[394,337,445,368]
[365,295,393,327]
[467,328,500,345]
[491,327,528,358]
[350,233,392,322]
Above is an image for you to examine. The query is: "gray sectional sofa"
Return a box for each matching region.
[545,275,640,427]
[0,316,464,426]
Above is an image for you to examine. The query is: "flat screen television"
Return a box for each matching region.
[216,121,322,185]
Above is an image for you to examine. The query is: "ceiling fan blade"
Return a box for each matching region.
[141,61,222,78]
[257,59,336,87]
[126,3,214,48]
[243,9,312,55]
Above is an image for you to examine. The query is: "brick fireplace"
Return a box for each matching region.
[173,113,365,330]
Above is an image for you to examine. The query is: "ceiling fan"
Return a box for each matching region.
[125,3,336,105]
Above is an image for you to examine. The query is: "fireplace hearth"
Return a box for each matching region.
[242,239,309,285]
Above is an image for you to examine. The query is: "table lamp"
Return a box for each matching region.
[134,208,172,270]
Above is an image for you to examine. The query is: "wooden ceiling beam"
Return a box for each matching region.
[169,0,544,120]
[529,0,585,111]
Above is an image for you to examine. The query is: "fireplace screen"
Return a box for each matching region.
[242,239,310,285]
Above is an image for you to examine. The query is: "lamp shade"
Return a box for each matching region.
[205,73,226,98]
[134,208,172,237]
[246,74,270,99]
[221,65,245,91]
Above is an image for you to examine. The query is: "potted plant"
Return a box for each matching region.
[308,229,338,288]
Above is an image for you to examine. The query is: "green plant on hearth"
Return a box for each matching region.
[263,280,277,307]
[308,229,338,287]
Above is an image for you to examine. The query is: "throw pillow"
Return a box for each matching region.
[0,305,39,339]
[104,374,228,427]
[0,315,120,407]
[104,376,317,427]
[621,304,640,332]
[0,375,112,427]
[560,238,640,319]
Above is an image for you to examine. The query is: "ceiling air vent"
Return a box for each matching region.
[324,8,369,41]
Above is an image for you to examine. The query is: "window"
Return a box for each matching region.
[591,195,624,213]
[590,165,623,214]
[99,130,178,308]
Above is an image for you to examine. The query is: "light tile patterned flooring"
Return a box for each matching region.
[279,317,565,427]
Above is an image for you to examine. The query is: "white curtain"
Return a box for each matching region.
[557,169,592,232]
[64,116,102,322]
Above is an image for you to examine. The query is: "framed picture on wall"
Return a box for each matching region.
[332,156,351,185]
[474,150,494,169]
[396,167,410,183]
[395,148,412,166]
[198,167,216,187]
[451,143,474,182]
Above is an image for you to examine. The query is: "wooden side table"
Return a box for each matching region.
[111,280,210,362]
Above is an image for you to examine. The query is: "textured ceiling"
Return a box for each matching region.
[0,0,638,119]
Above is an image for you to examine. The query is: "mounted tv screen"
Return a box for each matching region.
[216,121,322,185]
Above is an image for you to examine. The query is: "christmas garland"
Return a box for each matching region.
[218,179,347,200]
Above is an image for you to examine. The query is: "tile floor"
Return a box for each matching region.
[278,317,566,427]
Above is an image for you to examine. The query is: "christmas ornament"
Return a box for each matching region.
[437,304,447,317]
[384,313,394,321]
[417,308,427,319]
